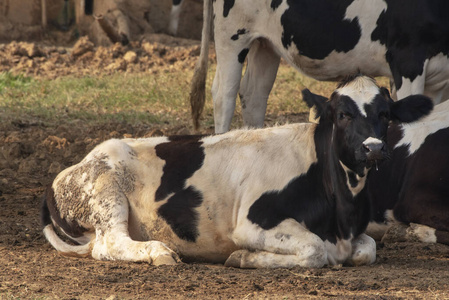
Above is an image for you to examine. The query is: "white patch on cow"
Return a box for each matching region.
[395,100,449,155]
[363,137,383,147]
[406,223,437,243]
[336,76,380,117]
[339,161,367,196]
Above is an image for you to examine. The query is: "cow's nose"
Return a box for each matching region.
[363,137,386,161]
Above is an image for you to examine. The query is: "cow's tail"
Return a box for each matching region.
[189,0,213,130]
[41,185,92,257]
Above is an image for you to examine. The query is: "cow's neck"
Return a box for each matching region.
[314,121,371,240]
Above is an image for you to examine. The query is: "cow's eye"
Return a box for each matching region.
[339,112,352,121]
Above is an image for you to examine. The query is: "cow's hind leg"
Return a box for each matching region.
[239,39,280,128]
[226,219,327,268]
[89,188,180,266]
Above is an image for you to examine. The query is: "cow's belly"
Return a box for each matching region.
[279,41,390,81]
[128,201,238,263]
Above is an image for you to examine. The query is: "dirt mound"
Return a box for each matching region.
[0,34,206,79]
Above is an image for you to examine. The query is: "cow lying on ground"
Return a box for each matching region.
[41,75,432,268]
[190,0,449,133]
[366,100,449,245]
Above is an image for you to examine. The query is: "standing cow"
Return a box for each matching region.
[190,0,449,133]
[41,75,432,268]
[366,100,449,245]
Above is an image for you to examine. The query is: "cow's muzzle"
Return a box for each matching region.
[363,138,387,165]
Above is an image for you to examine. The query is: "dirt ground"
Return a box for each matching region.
[1,30,449,299]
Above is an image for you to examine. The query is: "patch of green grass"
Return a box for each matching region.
[0,65,390,130]
[0,72,32,91]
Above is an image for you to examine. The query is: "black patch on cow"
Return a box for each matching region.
[390,128,449,230]
[231,28,247,41]
[158,186,203,242]
[173,0,182,6]
[223,0,235,18]
[371,0,449,90]
[41,185,88,238]
[280,0,361,59]
[155,136,205,201]
[238,48,250,64]
[271,0,282,10]
[247,163,343,243]
[347,171,358,188]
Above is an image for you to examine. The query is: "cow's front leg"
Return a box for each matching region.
[226,219,327,268]
[345,233,376,266]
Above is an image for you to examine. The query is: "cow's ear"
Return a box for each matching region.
[302,89,329,120]
[390,95,433,123]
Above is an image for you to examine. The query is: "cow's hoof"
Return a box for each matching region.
[406,223,437,243]
[224,250,245,268]
[152,253,179,266]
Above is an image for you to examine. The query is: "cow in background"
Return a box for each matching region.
[367,100,449,245]
[41,75,432,268]
[169,0,202,36]
[190,0,449,133]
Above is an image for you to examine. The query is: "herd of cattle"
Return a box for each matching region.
[41,0,449,268]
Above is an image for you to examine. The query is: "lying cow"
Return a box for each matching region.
[190,0,449,133]
[366,100,449,245]
[41,75,432,268]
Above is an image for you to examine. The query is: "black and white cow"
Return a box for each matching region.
[366,100,449,245]
[190,0,449,133]
[41,75,432,268]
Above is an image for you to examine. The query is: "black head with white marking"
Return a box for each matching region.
[303,74,433,176]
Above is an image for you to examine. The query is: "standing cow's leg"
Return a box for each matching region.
[226,219,327,268]
[212,41,252,133]
[169,0,183,36]
[239,39,280,128]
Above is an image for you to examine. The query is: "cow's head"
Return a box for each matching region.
[303,75,433,176]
